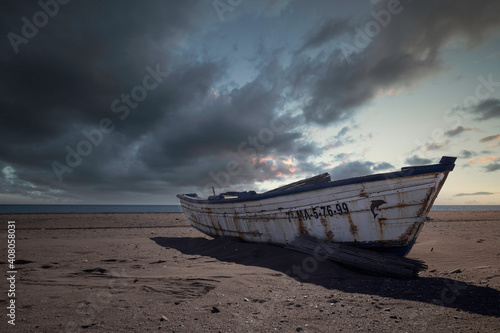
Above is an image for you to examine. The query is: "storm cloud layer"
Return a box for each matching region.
[1,0,500,203]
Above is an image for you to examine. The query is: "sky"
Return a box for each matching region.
[1,0,500,205]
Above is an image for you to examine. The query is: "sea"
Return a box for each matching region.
[0,205,183,214]
[0,204,499,214]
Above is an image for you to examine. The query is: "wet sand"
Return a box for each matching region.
[0,211,499,332]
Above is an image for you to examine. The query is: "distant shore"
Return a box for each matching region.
[0,211,498,332]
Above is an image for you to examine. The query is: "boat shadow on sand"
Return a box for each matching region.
[151,236,499,318]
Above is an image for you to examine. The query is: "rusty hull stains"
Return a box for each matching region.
[320,216,334,241]
[232,212,245,239]
[399,222,422,243]
[204,208,221,236]
[297,217,308,234]
[319,216,328,228]
[417,187,435,217]
[419,173,449,217]
[377,217,387,240]
[377,217,388,226]
[347,214,358,237]
[396,202,407,209]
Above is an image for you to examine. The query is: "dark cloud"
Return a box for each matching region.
[454,191,497,197]
[479,134,500,142]
[473,98,500,120]
[325,126,355,149]
[405,155,433,165]
[336,126,350,137]
[372,162,395,172]
[329,160,394,180]
[330,161,374,180]
[297,17,351,53]
[0,3,300,187]
[452,98,500,122]
[290,0,500,124]
[459,150,476,159]
[484,163,500,173]
[0,1,240,201]
[424,142,446,151]
[445,126,477,137]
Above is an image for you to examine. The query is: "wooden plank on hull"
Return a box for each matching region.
[286,235,427,278]
[263,172,331,194]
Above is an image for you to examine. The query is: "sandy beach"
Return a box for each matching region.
[1,211,499,332]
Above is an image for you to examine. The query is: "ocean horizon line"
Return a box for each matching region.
[1,204,499,214]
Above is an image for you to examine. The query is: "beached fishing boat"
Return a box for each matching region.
[177,156,456,256]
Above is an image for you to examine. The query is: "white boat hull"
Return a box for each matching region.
[178,157,455,256]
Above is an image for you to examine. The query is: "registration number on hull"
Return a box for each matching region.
[286,203,349,222]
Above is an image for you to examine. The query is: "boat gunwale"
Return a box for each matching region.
[177,156,456,205]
